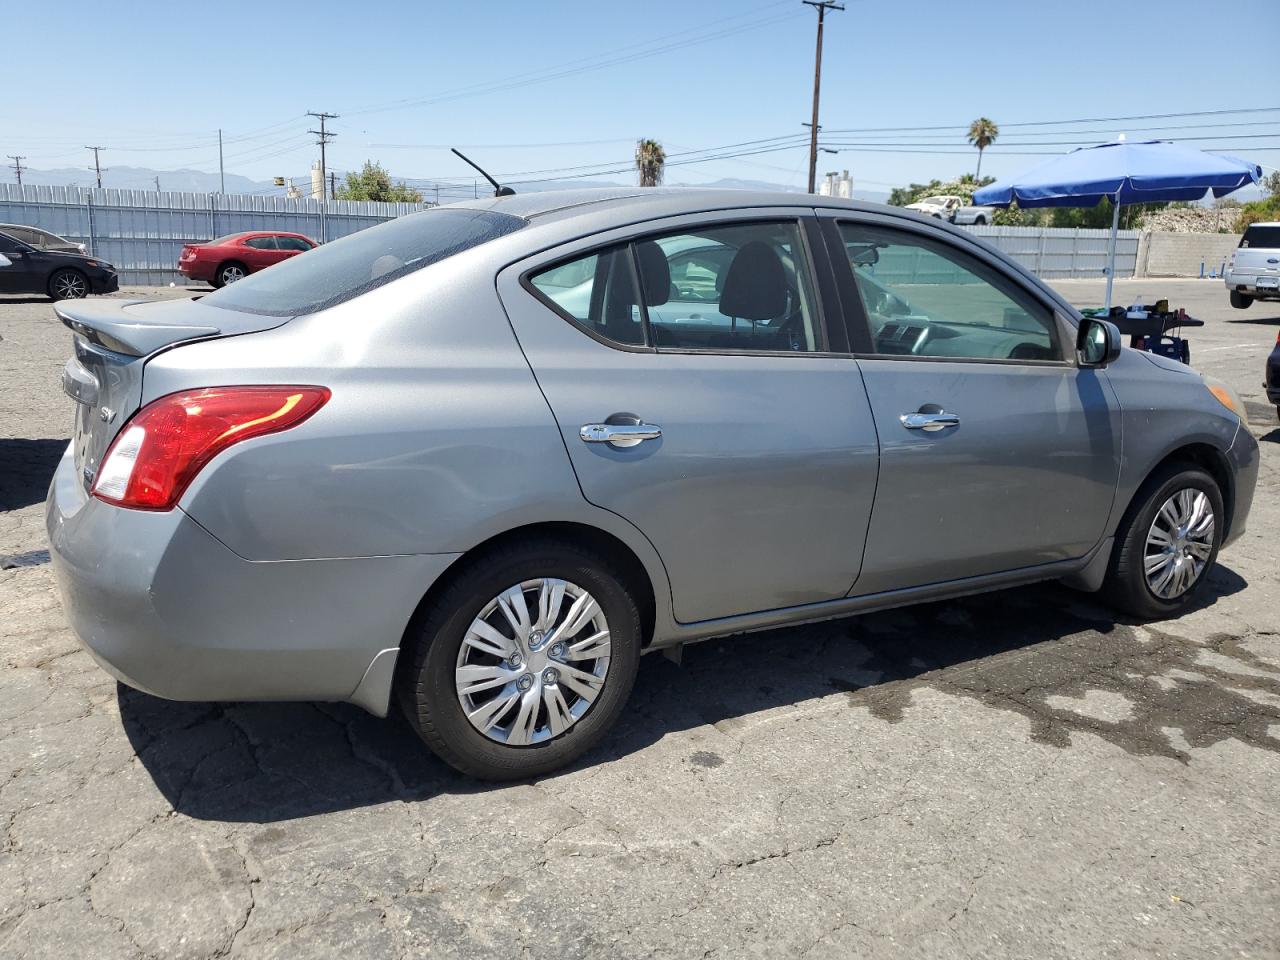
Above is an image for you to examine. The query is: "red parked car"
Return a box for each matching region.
[177,231,317,287]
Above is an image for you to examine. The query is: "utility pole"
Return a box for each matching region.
[218,128,225,194]
[803,0,843,194]
[329,170,336,200]
[85,145,107,189]
[6,155,25,188]
[306,111,338,200]
[154,176,161,192]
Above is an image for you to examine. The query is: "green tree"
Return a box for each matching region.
[967,117,999,180]
[635,139,666,187]
[335,161,423,203]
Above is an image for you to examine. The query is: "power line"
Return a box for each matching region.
[803,1,843,194]
[306,111,338,199]
[344,4,800,118]
[85,146,106,188]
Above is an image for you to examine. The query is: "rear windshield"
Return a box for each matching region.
[1240,225,1280,249]
[202,208,527,316]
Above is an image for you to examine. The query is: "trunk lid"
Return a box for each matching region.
[56,297,291,491]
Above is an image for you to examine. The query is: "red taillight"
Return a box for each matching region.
[92,385,330,510]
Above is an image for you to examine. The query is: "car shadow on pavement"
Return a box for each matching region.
[122,565,1272,824]
[1225,314,1280,325]
[0,296,56,306]
[0,438,66,510]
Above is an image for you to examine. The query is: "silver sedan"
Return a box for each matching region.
[46,189,1259,779]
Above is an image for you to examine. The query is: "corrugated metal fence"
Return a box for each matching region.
[0,184,1142,286]
[0,184,428,285]
[961,223,1141,281]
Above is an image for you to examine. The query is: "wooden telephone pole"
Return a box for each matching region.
[85,145,107,188]
[803,1,843,194]
[306,111,338,199]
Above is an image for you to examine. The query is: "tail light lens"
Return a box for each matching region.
[92,385,330,510]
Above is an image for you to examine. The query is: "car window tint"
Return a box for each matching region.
[202,208,526,317]
[529,245,645,346]
[637,221,820,353]
[0,233,23,253]
[277,236,312,252]
[1240,225,1280,248]
[245,236,277,250]
[839,222,1060,362]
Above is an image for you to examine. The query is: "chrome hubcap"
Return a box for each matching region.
[455,578,611,746]
[223,267,244,282]
[1144,488,1215,600]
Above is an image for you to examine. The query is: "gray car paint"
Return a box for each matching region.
[45,188,1259,719]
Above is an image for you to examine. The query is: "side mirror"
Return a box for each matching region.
[1077,316,1122,367]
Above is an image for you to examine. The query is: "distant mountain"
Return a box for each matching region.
[0,165,889,204]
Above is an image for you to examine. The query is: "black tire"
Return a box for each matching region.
[48,268,89,300]
[1229,290,1252,309]
[397,539,642,780]
[213,262,247,288]
[973,216,987,225]
[1101,462,1223,619]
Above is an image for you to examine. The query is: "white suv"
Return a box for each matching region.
[1226,222,1280,309]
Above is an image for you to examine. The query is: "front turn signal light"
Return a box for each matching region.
[1203,376,1246,422]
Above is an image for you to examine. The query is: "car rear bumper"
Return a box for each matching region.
[177,260,211,281]
[1224,274,1280,298]
[45,445,459,715]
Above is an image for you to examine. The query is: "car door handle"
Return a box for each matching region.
[900,411,960,432]
[580,422,662,447]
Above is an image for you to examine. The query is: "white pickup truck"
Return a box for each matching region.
[904,195,996,226]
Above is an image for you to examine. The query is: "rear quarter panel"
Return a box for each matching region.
[141,244,673,629]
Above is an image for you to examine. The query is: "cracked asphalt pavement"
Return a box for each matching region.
[2,279,1278,958]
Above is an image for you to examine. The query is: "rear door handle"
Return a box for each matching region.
[900,411,960,432]
[580,422,662,448]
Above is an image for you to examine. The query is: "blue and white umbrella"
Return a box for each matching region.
[974,140,1262,307]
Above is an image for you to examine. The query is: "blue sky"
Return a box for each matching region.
[2,0,1275,196]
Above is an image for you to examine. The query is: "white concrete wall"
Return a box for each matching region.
[1138,231,1242,278]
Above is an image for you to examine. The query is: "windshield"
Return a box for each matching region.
[1241,225,1280,249]
[202,208,526,317]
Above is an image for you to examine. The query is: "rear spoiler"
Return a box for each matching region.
[55,299,220,357]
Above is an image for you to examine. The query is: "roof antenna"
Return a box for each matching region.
[451,148,515,197]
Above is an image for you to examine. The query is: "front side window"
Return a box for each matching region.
[528,220,821,354]
[839,222,1061,362]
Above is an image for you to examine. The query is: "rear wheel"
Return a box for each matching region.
[397,539,642,780]
[1102,463,1223,619]
[214,262,247,287]
[1229,290,1252,309]
[48,268,88,300]
[973,216,987,225]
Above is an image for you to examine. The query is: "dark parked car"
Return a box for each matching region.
[178,231,317,287]
[0,223,87,255]
[0,230,118,299]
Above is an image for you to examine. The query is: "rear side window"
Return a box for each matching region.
[276,236,313,252]
[529,245,645,346]
[244,236,277,250]
[203,209,526,316]
[527,220,821,353]
[1241,225,1280,248]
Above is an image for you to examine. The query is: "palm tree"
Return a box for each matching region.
[635,139,666,187]
[967,118,999,180]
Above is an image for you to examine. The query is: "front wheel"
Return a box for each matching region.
[397,540,642,780]
[48,268,89,300]
[1229,290,1252,309]
[1102,463,1223,619]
